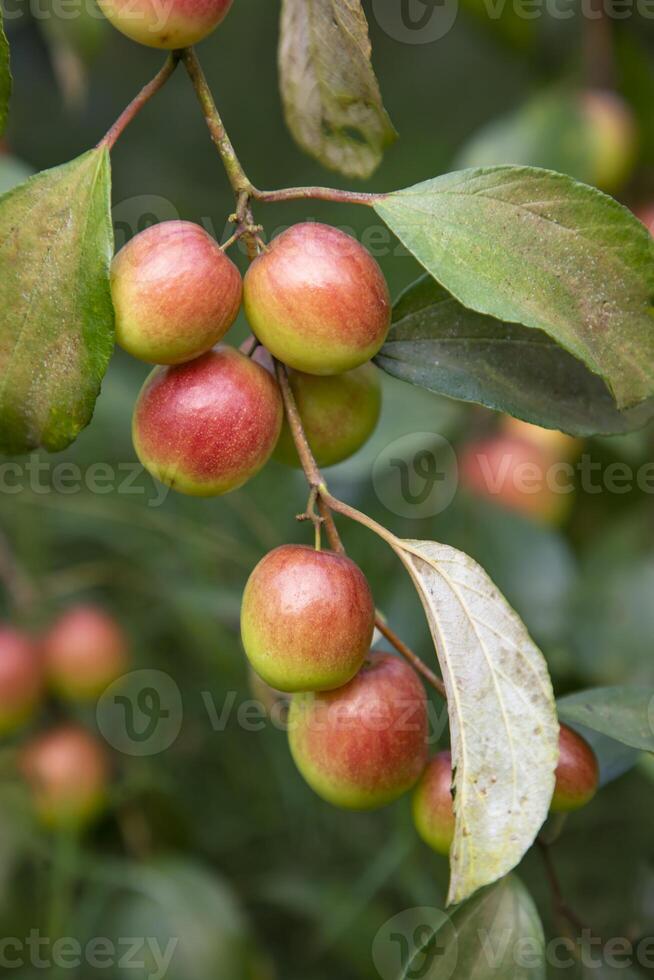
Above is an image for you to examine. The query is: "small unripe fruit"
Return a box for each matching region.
[241,545,375,693]
[459,434,570,525]
[132,346,283,496]
[581,90,638,194]
[0,627,42,734]
[276,364,382,468]
[112,222,242,365]
[412,751,455,856]
[97,0,232,50]
[243,223,391,375]
[288,652,428,810]
[551,724,599,813]
[20,726,110,830]
[43,605,128,702]
[249,345,382,467]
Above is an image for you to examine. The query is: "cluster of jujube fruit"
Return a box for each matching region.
[115,221,385,494]
[112,211,600,849]
[0,606,127,829]
[239,543,599,846]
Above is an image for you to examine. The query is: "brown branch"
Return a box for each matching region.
[537,838,588,942]
[181,48,252,199]
[253,186,381,207]
[275,359,446,701]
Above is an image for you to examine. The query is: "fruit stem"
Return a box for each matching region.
[537,837,589,946]
[275,359,446,700]
[181,48,254,199]
[252,186,382,207]
[180,51,384,212]
[98,53,181,152]
[374,615,446,698]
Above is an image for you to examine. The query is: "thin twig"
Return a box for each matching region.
[98,53,181,151]
[181,47,252,198]
[275,359,446,700]
[537,838,588,940]
[375,616,446,698]
[181,50,383,211]
[253,185,382,207]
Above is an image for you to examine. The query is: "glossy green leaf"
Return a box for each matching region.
[558,687,654,753]
[278,0,396,179]
[401,875,546,979]
[0,4,11,135]
[374,167,654,409]
[0,148,114,454]
[377,275,654,436]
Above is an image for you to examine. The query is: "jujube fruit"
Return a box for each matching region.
[241,544,375,693]
[288,652,428,810]
[250,346,382,467]
[20,725,110,829]
[412,751,455,856]
[0,627,42,734]
[459,434,570,525]
[275,363,382,468]
[97,0,232,50]
[132,346,283,496]
[581,90,637,194]
[42,605,128,701]
[550,724,599,813]
[501,416,582,462]
[243,223,391,375]
[112,221,242,365]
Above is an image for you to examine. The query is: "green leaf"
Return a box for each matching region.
[558,687,654,753]
[374,167,654,409]
[0,148,114,454]
[278,0,397,179]
[401,875,546,979]
[377,275,654,436]
[389,537,558,905]
[0,3,11,135]
[90,858,264,980]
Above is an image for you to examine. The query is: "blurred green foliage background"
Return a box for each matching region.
[1,1,654,977]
